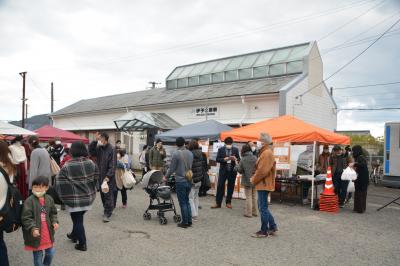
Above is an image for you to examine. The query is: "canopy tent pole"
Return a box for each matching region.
[310,141,317,209]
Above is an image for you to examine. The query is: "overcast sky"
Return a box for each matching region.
[0,0,399,136]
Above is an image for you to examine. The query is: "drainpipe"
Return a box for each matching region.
[239,96,248,127]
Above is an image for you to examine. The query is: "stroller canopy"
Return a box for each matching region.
[142,170,163,188]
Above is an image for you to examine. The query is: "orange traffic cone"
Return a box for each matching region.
[319,166,339,213]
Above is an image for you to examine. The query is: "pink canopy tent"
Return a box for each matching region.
[34,125,89,144]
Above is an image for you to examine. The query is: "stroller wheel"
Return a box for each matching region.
[159,217,167,225]
[173,215,181,223]
[143,212,151,220]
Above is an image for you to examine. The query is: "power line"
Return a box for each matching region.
[334,81,400,89]
[318,0,387,42]
[297,16,400,99]
[30,0,374,72]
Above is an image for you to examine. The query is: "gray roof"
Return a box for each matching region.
[51,75,299,116]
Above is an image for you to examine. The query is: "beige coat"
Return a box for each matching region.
[251,145,276,191]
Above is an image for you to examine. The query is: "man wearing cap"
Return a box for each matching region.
[251,132,277,238]
[211,137,240,209]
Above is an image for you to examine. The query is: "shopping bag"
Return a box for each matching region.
[347,180,355,193]
[341,167,357,181]
[50,157,60,176]
[122,170,136,189]
[101,180,109,193]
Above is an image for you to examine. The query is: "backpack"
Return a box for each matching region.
[0,166,23,233]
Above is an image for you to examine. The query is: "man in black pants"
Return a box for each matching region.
[211,137,240,209]
[89,132,116,223]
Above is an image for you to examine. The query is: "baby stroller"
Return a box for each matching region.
[142,170,181,225]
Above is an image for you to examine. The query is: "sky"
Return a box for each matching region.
[0,0,399,137]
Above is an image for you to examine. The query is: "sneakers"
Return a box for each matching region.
[251,231,268,238]
[67,233,77,243]
[210,204,221,209]
[177,223,189,229]
[75,244,87,252]
[226,203,233,209]
[121,204,127,209]
[339,203,345,208]
[192,216,198,222]
[244,214,252,218]
[268,228,278,236]
[102,215,111,223]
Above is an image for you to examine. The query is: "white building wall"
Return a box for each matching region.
[285,76,337,131]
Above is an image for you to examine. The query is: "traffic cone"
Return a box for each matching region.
[319,166,339,213]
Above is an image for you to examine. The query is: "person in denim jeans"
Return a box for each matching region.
[251,133,278,238]
[165,137,193,228]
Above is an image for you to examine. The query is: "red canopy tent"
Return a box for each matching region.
[34,125,89,144]
[221,115,350,145]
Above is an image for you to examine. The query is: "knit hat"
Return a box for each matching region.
[259,132,273,144]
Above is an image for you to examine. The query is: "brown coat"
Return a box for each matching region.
[251,145,276,191]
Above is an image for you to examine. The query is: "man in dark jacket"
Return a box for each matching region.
[89,132,116,223]
[211,137,240,209]
[329,145,352,208]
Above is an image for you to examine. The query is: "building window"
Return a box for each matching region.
[225,70,238,81]
[239,68,252,80]
[287,61,303,74]
[269,63,286,76]
[188,76,199,86]
[253,66,268,78]
[194,106,218,117]
[199,74,211,85]
[167,80,177,89]
[177,78,187,88]
[212,72,224,83]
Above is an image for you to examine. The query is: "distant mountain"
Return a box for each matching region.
[10,114,51,131]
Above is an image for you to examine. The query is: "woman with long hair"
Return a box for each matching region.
[352,145,369,213]
[0,140,16,266]
[9,135,29,199]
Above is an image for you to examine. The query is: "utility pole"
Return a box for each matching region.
[25,104,28,120]
[19,72,27,128]
[51,82,54,113]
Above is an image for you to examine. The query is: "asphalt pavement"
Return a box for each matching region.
[5,185,400,266]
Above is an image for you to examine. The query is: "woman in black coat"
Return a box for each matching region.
[352,145,369,213]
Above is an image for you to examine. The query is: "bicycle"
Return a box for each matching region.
[369,165,382,186]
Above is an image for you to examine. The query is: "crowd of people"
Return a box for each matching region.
[0,130,371,265]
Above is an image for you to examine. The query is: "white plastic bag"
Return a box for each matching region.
[122,170,136,189]
[341,167,357,181]
[101,180,109,193]
[347,180,355,193]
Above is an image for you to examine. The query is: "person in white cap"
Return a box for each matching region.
[251,132,278,238]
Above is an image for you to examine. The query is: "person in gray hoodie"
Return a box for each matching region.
[28,136,51,192]
[165,137,193,229]
[235,144,258,218]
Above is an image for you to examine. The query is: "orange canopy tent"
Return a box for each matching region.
[221,115,350,145]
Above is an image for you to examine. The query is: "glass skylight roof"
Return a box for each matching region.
[166,43,310,89]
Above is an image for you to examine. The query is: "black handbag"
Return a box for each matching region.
[47,186,63,205]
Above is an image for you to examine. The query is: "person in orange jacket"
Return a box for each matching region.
[251,132,277,238]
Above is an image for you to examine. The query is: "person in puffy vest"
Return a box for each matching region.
[188,140,207,221]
